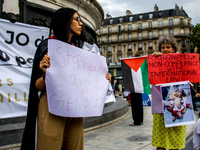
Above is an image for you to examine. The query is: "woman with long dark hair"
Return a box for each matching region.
[21,7,111,150]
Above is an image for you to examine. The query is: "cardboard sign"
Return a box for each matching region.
[147,53,200,84]
[46,39,109,117]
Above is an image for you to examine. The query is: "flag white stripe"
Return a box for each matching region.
[131,67,144,93]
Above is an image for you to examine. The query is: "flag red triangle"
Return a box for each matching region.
[123,57,147,72]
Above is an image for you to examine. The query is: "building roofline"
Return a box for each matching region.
[101,7,190,26]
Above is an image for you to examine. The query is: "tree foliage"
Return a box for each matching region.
[190,23,200,53]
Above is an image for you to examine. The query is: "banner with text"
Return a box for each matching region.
[46,39,109,117]
[0,18,49,118]
[147,53,200,84]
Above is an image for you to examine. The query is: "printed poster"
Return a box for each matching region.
[161,81,195,127]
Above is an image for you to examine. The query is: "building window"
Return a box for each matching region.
[128,44,132,49]
[108,56,112,64]
[118,45,121,51]
[108,27,111,33]
[180,18,183,25]
[99,47,102,53]
[138,15,143,20]
[107,46,111,52]
[181,39,185,44]
[181,29,184,34]
[149,42,152,47]
[119,18,123,23]
[118,26,121,32]
[108,36,111,43]
[149,13,153,19]
[138,33,142,40]
[118,55,122,62]
[159,20,162,27]
[149,42,152,49]
[138,43,142,50]
[169,19,173,26]
[117,69,122,76]
[188,20,190,26]
[129,16,133,22]
[149,32,152,39]
[99,28,102,34]
[99,37,101,44]
[128,34,131,41]
[169,10,173,16]
[148,21,152,28]
[110,19,113,24]
[128,24,132,31]
[159,30,163,37]
[169,29,173,35]
[118,35,121,42]
[138,23,142,29]
[158,12,163,17]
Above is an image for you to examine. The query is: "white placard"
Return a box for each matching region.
[46,39,109,117]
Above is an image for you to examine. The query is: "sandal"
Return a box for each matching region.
[129,122,143,126]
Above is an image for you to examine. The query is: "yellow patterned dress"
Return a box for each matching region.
[152,113,186,149]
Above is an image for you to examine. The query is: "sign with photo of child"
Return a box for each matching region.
[161,81,195,127]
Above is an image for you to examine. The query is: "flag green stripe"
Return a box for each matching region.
[141,58,151,94]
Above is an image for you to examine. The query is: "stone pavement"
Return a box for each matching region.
[84,97,196,150]
[0,98,196,150]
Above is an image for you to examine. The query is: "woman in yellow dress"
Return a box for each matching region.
[151,35,186,150]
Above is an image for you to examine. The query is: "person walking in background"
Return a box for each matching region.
[21,7,111,150]
[151,35,186,150]
[129,54,143,126]
[114,81,119,97]
[118,82,122,96]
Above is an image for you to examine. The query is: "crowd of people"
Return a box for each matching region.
[19,6,200,150]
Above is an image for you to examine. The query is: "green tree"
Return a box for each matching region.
[190,23,200,53]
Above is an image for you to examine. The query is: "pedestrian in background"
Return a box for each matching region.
[114,81,119,97]
[21,7,111,150]
[118,82,122,96]
[151,35,186,150]
[129,54,143,126]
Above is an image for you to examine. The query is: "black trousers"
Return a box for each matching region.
[130,92,143,125]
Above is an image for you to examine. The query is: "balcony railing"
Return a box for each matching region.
[98,33,190,45]
[99,22,193,35]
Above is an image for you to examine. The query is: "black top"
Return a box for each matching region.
[21,39,48,150]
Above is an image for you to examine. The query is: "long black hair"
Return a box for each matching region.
[49,7,86,48]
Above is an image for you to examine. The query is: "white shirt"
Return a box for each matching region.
[193,118,200,150]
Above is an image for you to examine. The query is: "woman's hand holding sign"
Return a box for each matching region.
[40,54,50,73]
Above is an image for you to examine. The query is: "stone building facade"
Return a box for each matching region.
[97,4,194,83]
[1,0,104,43]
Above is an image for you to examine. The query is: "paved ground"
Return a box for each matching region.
[84,98,196,150]
[1,98,197,150]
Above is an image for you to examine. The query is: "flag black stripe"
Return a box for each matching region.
[121,60,135,92]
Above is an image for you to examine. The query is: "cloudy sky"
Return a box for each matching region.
[97,0,200,25]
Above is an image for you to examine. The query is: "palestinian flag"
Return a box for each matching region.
[121,56,151,94]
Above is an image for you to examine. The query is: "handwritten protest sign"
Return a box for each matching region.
[147,53,200,84]
[46,39,109,117]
